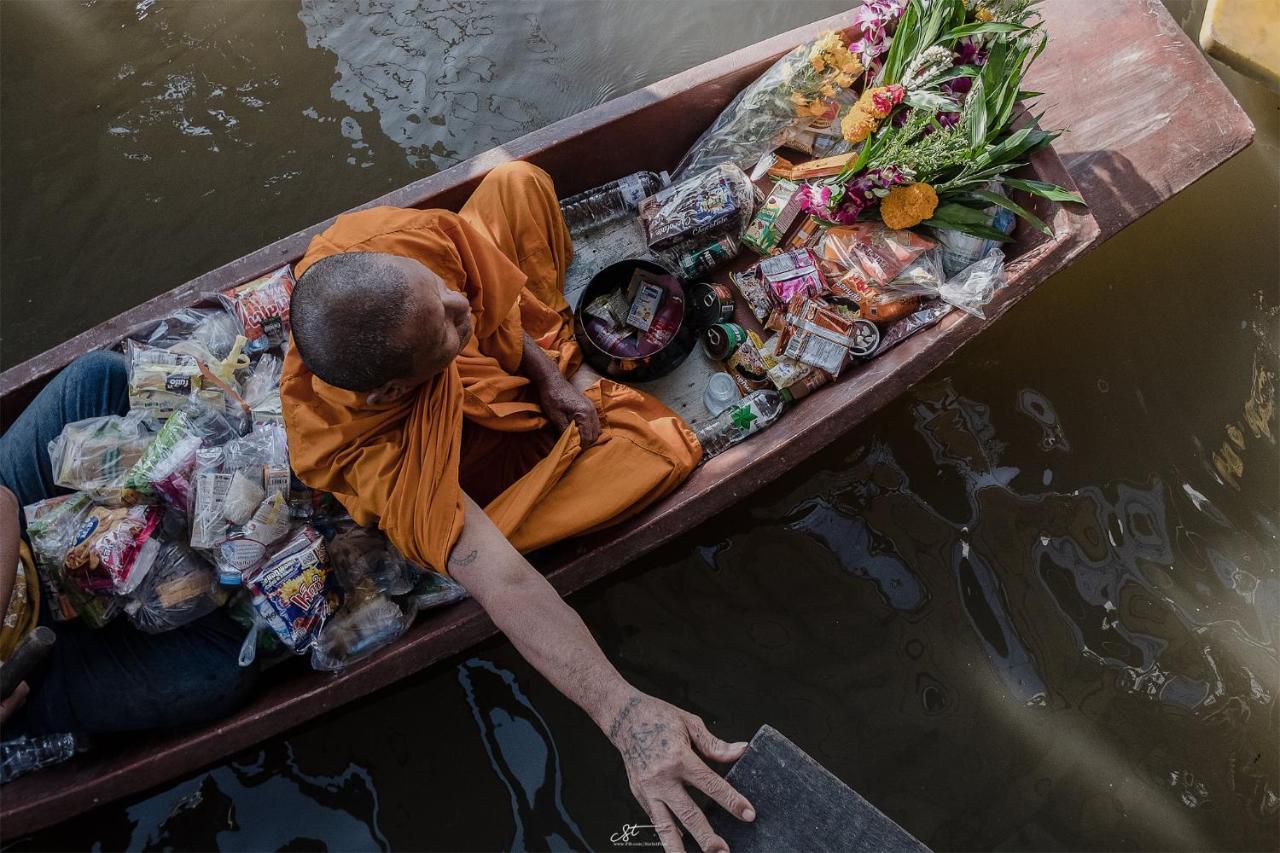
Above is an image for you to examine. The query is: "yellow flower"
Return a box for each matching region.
[841,106,878,143]
[880,183,940,230]
[975,6,995,22]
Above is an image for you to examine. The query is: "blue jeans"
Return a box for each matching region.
[0,352,256,736]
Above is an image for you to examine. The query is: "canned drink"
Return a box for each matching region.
[678,236,740,279]
[689,283,735,327]
[701,323,749,360]
[848,318,881,358]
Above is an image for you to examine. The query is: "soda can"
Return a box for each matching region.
[848,318,881,358]
[678,236,740,279]
[701,323,749,361]
[689,283,736,327]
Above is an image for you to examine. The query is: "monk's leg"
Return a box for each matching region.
[459,161,572,313]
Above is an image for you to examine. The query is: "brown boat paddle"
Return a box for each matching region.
[0,626,56,701]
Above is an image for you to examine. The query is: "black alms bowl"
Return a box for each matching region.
[572,258,695,382]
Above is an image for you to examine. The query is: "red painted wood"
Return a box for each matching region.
[0,0,1254,837]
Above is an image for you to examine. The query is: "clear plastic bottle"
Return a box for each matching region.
[559,170,669,234]
[1,733,86,783]
[694,389,788,458]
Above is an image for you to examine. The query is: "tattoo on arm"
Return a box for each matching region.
[609,696,641,741]
[608,697,671,770]
[449,548,478,570]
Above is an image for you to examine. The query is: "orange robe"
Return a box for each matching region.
[281,161,701,572]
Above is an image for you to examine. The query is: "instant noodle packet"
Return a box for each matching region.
[246,525,342,653]
[218,266,296,354]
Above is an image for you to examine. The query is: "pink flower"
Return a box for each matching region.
[870,84,905,114]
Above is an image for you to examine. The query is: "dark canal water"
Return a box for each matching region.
[2,1,1277,851]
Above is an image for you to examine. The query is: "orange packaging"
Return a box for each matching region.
[817,223,935,302]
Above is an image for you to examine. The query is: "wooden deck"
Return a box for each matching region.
[0,0,1255,838]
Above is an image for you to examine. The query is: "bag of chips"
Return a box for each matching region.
[245,526,342,654]
[63,504,164,595]
[124,542,227,633]
[48,413,154,504]
[23,494,121,626]
[218,266,296,354]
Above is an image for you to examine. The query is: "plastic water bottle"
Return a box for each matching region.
[694,389,788,458]
[1,733,86,783]
[559,170,669,234]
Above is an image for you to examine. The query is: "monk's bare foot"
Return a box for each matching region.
[571,363,603,393]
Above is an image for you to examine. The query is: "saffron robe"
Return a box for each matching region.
[281,161,701,572]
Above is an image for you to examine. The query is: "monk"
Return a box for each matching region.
[281,161,753,853]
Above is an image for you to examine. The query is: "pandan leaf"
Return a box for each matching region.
[944,22,1030,40]
[969,188,1052,236]
[1001,177,1086,205]
[904,90,959,112]
[922,216,1014,242]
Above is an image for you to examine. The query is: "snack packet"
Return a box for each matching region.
[877,301,954,354]
[310,590,414,672]
[638,164,756,251]
[817,223,935,300]
[218,266,296,354]
[48,413,154,503]
[64,504,164,595]
[730,267,781,328]
[756,248,827,303]
[775,295,856,376]
[124,542,226,633]
[123,403,238,506]
[24,494,121,626]
[213,492,293,580]
[245,525,342,654]
[758,334,823,392]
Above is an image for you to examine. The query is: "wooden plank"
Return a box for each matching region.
[710,726,929,853]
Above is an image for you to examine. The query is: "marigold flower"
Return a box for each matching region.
[841,106,879,143]
[880,182,939,229]
[974,6,995,22]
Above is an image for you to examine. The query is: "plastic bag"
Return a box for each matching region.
[327,527,420,597]
[876,300,954,354]
[141,307,242,362]
[245,525,342,654]
[122,403,238,506]
[309,590,414,672]
[63,504,164,595]
[125,339,251,431]
[212,492,292,581]
[816,223,936,301]
[404,569,468,610]
[218,266,296,354]
[882,247,1005,318]
[124,542,226,633]
[672,31,861,181]
[637,164,758,251]
[243,354,283,425]
[931,188,1017,278]
[48,413,154,503]
[23,494,121,626]
[222,423,290,498]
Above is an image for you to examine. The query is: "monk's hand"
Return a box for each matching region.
[537,374,602,448]
[606,691,754,853]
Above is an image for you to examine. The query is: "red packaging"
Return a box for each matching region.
[817,223,934,301]
[219,266,296,353]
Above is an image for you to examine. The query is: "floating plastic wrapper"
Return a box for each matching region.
[883,247,1005,318]
[23,494,120,626]
[124,542,227,634]
[63,504,164,596]
[637,164,757,251]
[672,32,860,181]
[245,525,343,654]
[122,402,239,507]
[47,413,154,504]
[218,266,296,354]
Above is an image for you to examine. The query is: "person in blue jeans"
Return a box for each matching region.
[0,352,256,735]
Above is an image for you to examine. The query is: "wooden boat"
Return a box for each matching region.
[0,0,1253,837]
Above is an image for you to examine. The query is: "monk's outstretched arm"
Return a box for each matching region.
[519,332,601,447]
[448,493,755,853]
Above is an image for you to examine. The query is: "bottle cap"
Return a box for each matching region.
[704,372,741,416]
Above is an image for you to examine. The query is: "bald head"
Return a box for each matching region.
[291,252,473,395]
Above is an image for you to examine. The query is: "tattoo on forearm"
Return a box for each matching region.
[449,548,478,570]
[609,697,641,741]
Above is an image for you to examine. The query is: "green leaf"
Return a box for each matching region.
[1001,177,1086,205]
[928,202,996,226]
[944,21,1030,40]
[967,75,988,151]
[904,89,959,112]
[922,216,1014,242]
[969,188,1051,236]
[1017,90,1044,100]
[932,65,979,83]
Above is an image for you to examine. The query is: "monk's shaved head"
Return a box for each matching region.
[291,252,474,396]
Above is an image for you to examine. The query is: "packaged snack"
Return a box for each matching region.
[64,504,164,595]
[756,249,827,303]
[246,526,342,653]
[124,542,226,633]
[24,494,120,626]
[784,217,824,251]
[223,423,291,497]
[817,223,936,300]
[638,164,756,250]
[243,354,283,426]
[877,301,954,354]
[218,266,296,354]
[125,340,209,420]
[637,282,685,357]
[776,296,856,376]
[48,413,153,503]
[758,334,823,391]
[123,403,237,507]
[725,332,772,395]
[214,492,292,579]
[310,591,413,672]
[584,294,621,328]
[676,235,739,280]
[742,179,806,254]
[190,447,232,550]
[625,278,665,332]
[730,267,781,327]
